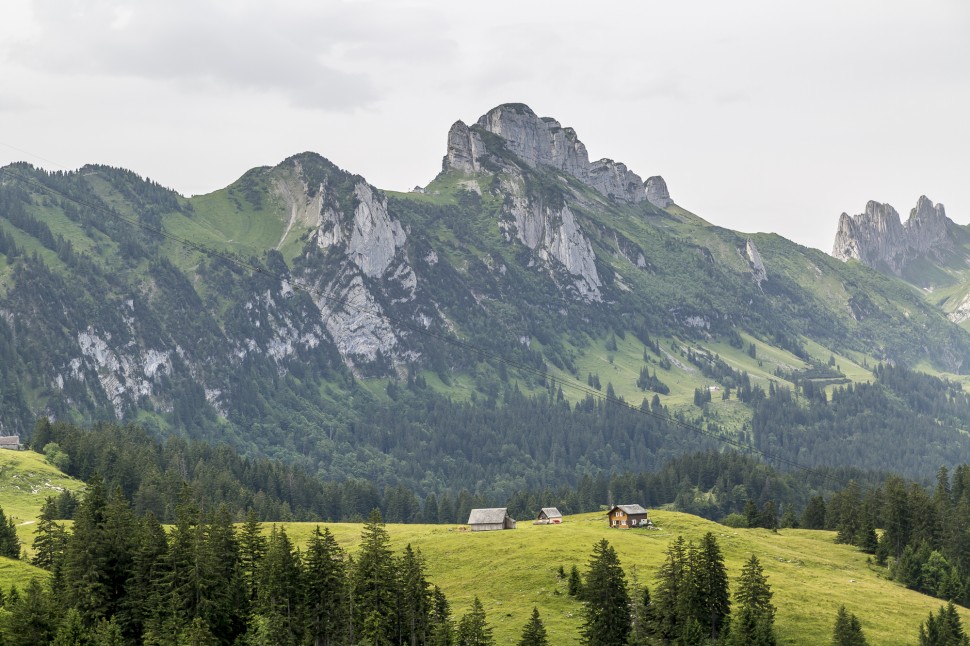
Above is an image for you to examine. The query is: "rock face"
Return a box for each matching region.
[445,103,648,204]
[832,196,953,275]
[645,176,673,208]
[745,239,767,285]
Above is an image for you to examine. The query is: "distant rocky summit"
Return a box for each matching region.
[832,196,953,275]
[445,103,673,208]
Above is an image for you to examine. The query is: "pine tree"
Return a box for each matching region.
[352,510,397,646]
[238,509,267,603]
[0,503,21,558]
[304,526,348,646]
[398,544,433,645]
[831,606,868,646]
[653,536,686,641]
[456,597,493,646]
[695,532,730,641]
[31,496,67,570]
[568,564,583,597]
[580,539,630,646]
[428,585,455,646]
[918,602,969,646]
[732,555,775,646]
[518,607,548,646]
[3,579,57,645]
[256,525,304,645]
[801,496,827,530]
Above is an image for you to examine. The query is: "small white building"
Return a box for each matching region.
[467,508,516,531]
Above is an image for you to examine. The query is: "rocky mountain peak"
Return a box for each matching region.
[645,176,673,208]
[832,196,952,275]
[443,103,655,205]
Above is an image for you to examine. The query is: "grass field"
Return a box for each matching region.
[0,449,83,590]
[0,449,84,549]
[275,511,969,645]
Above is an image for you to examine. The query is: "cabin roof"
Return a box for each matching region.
[611,504,649,515]
[468,507,510,525]
[540,507,562,518]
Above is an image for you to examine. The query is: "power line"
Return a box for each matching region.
[0,162,838,485]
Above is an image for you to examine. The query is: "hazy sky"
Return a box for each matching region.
[1,0,968,252]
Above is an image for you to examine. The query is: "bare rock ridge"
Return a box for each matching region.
[832,196,953,275]
[445,103,673,207]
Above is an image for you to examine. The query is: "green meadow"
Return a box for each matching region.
[276,511,969,645]
[1,450,967,643]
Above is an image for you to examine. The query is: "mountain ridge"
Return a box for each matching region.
[3,102,970,496]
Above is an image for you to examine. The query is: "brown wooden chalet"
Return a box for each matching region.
[608,504,650,529]
[467,508,516,531]
[535,507,563,524]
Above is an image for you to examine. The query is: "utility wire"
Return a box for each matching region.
[0,162,843,486]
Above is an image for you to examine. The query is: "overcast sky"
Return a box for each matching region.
[1,0,968,252]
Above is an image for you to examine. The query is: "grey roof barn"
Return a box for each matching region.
[0,436,20,451]
[467,507,516,531]
[537,507,563,522]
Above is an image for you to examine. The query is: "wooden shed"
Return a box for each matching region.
[536,507,563,524]
[467,508,516,531]
[608,504,650,529]
[0,436,20,451]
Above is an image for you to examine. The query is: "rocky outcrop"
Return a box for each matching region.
[745,239,767,285]
[832,196,953,275]
[645,176,673,208]
[444,103,648,204]
[444,120,486,175]
[500,169,602,301]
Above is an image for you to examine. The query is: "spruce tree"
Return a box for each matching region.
[732,555,775,646]
[518,607,548,646]
[238,509,267,602]
[831,605,868,646]
[568,564,583,597]
[256,525,304,645]
[695,532,730,641]
[0,503,20,558]
[31,496,66,570]
[352,510,397,645]
[580,539,630,646]
[653,536,686,641]
[456,597,494,646]
[398,544,432,645]
[429,585,455,646]
[304,526,348,646]
[918,602,969,646]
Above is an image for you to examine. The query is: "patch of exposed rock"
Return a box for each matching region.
[745,239,767,285]
[832,196,953,275]
[499,169,602,301]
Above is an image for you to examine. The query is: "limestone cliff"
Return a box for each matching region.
[444,103,648,204]
[832,196,953,275]
[645,176,673,208]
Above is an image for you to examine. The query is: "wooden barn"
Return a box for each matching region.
[0,436,20,451]
[535,507,563,524]
[608,504,650,529]
[467,508,516,531]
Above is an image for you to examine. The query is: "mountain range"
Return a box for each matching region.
[2,102,970,495]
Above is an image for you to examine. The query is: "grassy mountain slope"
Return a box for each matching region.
[279,511,968,645]
[0,448,83,589]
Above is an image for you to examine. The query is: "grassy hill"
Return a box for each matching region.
[277,511,970,645]
[0,448,83,590]
[0,450,964,644]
